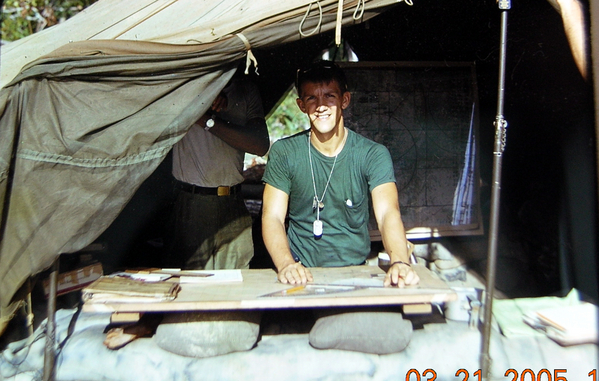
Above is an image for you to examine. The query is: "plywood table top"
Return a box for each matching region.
[82,264,456,314]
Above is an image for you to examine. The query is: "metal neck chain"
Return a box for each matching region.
[308,131,338,217]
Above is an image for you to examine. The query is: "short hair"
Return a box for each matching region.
[295,60,348,97]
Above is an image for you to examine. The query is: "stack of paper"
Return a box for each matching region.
[493,288,582,338]
[82,276,180,303]
[524,302,598,346]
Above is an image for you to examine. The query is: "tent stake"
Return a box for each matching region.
[480,1,510,379]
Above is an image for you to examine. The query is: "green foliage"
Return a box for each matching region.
[2,0,98,42]
[244,88,306,168]
[266,86,309,140]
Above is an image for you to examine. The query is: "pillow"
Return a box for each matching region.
[154,311,261,358]
[309,311,412,354]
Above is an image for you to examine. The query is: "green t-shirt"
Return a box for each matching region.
[262,128,396,267]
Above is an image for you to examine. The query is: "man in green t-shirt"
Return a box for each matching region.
[261,61,419,288]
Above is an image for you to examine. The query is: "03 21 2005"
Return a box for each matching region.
[405,368,598,380]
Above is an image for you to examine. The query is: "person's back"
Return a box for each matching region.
[173,77,264,188]
[167,70,269,270]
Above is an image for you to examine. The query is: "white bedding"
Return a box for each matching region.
[1,308,597,381]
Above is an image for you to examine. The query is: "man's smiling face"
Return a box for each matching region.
[296,80,351,136]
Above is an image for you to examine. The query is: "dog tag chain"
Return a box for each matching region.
[308,131,339,237]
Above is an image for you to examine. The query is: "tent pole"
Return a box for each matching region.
[43,258,59,381]
[480,1,510,379]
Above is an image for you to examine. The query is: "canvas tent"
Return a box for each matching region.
[0,0,412,333]
[0,0,596,332]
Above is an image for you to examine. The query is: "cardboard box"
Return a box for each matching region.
[43,262,103,297]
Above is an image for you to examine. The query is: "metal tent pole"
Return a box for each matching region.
[480,1,511,379]
[43,258,59,381]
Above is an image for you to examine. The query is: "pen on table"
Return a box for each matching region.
[283,285,305,295]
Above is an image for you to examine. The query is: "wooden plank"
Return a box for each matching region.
[82,265,456,314]
[402,303,433,315]
[110,312,141,323]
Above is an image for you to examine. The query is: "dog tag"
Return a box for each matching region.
[313,220,323,237]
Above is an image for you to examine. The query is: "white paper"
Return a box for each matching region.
[330,277,384,288]
[524,302,598,345]
[176,269,243,283]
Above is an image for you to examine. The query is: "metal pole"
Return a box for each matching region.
[43,258,59,381]
[480,1,510,379]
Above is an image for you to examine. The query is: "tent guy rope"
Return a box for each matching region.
[235,33,259,75]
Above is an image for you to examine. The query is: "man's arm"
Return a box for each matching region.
[261,184,313,284]
[199,114,270,156]
[371,182,420,287]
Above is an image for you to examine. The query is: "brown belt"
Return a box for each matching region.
[177,181,241,196]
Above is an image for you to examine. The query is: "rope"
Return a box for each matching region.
[353,0,365,20]
[299,1,323,37]
[335,0,344,46]
[300,0,412,46]
[235,33,258,75]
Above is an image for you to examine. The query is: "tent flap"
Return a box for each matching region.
[0,44,243,311]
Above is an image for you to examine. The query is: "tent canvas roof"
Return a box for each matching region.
[0,0,409,332]
[1,0,401,88]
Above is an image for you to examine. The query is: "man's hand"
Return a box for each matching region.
[277,262,313,285]
[384,262,419,288]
